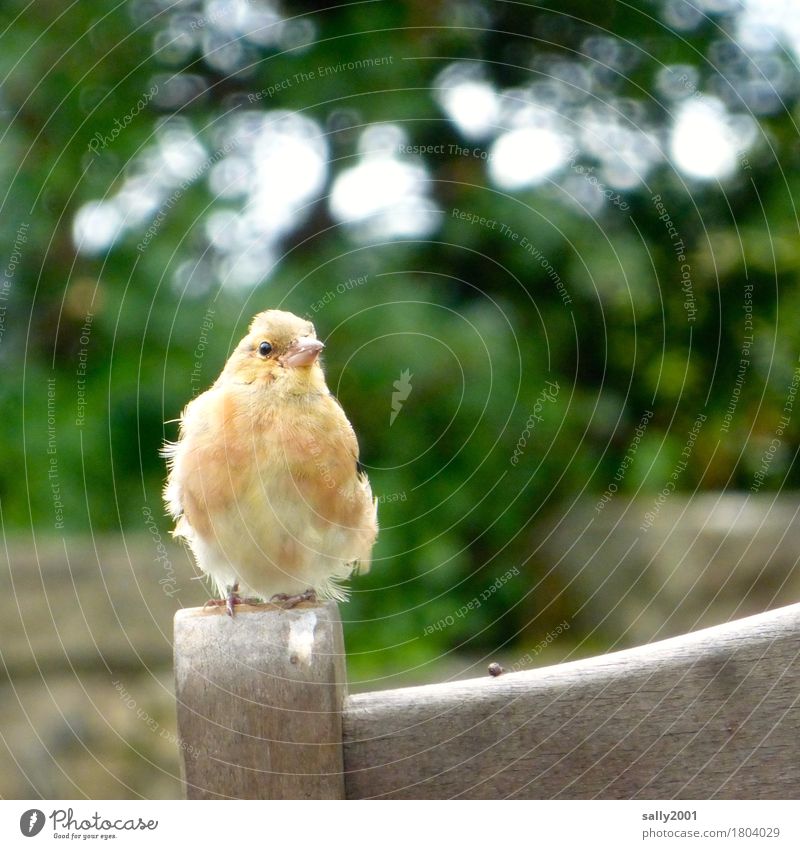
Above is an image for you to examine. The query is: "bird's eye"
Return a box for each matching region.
[258,341,273,357]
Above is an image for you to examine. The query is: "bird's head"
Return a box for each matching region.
[218,309,326,393]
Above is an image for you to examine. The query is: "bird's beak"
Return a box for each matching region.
[279,337,325,368]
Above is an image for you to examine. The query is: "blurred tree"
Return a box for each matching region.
[2,0,800,678]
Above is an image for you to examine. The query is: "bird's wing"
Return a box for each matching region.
[165,384,264,543]
[161,393,206,532]
[327,391,364,463]
[161,439,185,529]
[323,393,378,573]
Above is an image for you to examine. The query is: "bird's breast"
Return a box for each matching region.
[177,386,369,543]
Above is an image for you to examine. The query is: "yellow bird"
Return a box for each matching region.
[162,309,378,614]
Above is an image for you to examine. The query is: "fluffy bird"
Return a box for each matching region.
[162,309,378,614]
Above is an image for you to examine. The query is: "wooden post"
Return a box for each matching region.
[174,601,347,799]
[343,601,800,799]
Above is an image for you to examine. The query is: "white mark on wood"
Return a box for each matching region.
[288,611,317,666]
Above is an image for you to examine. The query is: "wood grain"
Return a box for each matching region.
[343,602,800,799]
[174,601,347,799]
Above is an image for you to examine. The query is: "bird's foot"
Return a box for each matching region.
[270,588,317,609]
[203,584,260,617]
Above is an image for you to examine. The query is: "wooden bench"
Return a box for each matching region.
[174,600,800,799]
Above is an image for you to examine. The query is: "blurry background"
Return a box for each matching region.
[2,0,800,798]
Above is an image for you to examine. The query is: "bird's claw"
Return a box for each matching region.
[269,588,317,609]
[203,584,260,616]
[203,596,238,615]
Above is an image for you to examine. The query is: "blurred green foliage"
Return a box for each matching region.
[2,0,800,682]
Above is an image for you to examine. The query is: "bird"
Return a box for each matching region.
[162,309,378,615]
